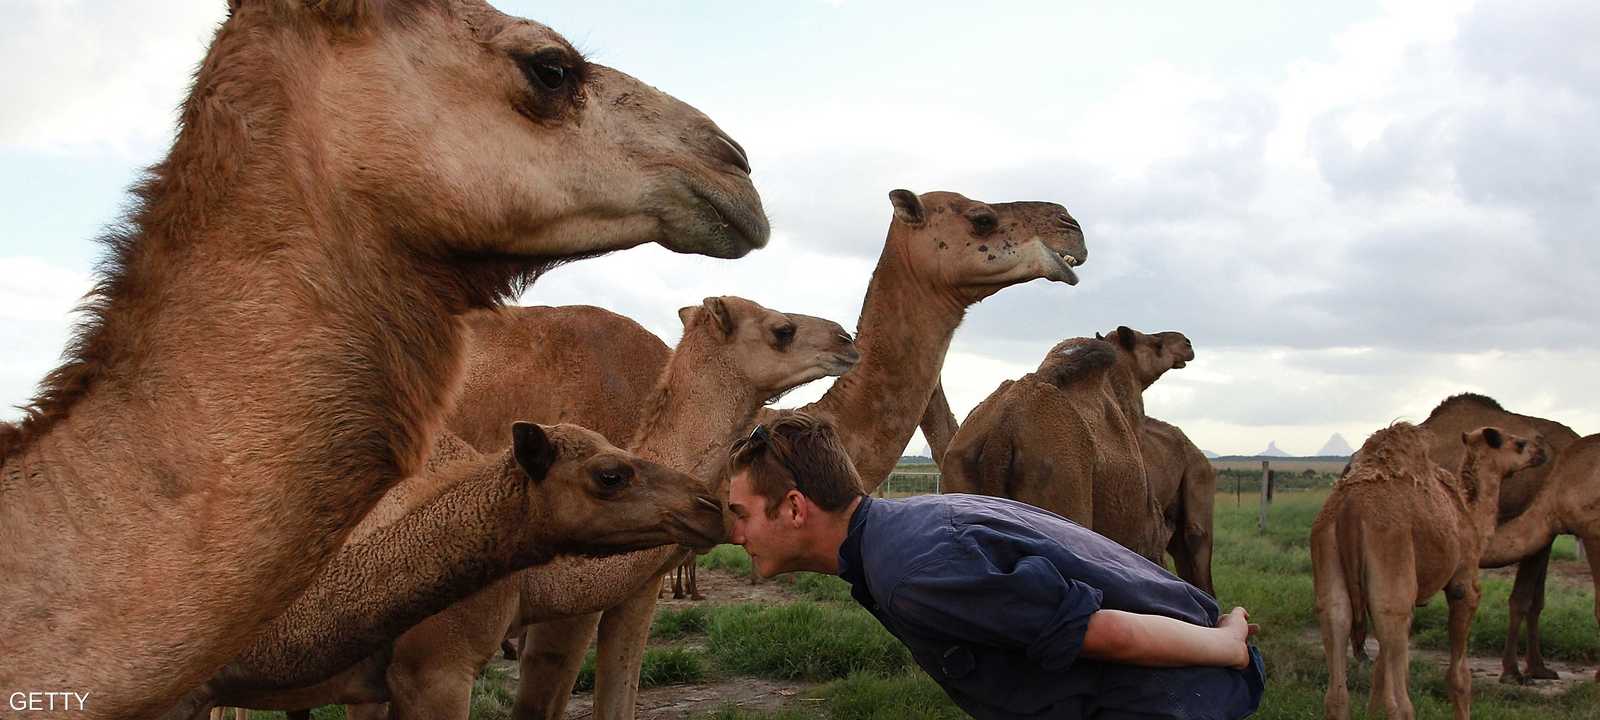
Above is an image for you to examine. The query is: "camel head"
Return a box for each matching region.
[1462,427,1549,479]
[1096,326,1196,388]
[511,422,726,555]
[216,0,767,267]
[677,296,861,401]
[884,190,1087,302]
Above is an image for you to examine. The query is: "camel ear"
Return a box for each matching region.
[1482,427,1503,449]
[888,189,925,226]
[304,0,379,26]
[512,422,557,483]
[1115,326,1137,350]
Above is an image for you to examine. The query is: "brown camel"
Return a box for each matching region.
[1313,423,1547,719]
[169,423,725,719]
[501,189,1088,720]
[0,1,766,714]
[1344,393,1582,682]
[300,296,855,719]
[1142,417,1218,596]
[941,327,1192,562]
[1472,433,1600,681]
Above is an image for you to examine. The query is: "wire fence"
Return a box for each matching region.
[878,469,941,498]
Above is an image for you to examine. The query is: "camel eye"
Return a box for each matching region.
[1516,441,1527,452]
[773,325,796,348]
[968,210,998,235]
[532,63,565,89]
[592,465,633,492]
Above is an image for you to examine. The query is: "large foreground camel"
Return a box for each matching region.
[942,327,1191,561]
[1314,423,1546,719]
[0,1,766,714]
[449,189,1086,719]
[170,424,726,718]
[1343,394,1582,682]
[1143,417,1218,595]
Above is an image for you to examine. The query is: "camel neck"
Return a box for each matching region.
[1107,360,1147,423]
[1459,457,1506,545]
[806,242,966,491]
[631,335,761,484]
[217,453,532,692]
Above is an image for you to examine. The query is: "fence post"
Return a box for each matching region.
[1257,460,1271,533]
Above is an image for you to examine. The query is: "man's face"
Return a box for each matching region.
[727,469,798,578]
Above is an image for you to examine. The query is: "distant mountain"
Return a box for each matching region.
[1257,441,1293,458]
[1201,449,1220,459]
[1316,433,1355,457]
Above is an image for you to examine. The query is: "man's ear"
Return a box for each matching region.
[785,489,807,527]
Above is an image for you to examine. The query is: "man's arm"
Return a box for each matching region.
[1082,606,1257,669]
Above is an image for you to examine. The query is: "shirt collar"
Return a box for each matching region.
[836,495,874,601]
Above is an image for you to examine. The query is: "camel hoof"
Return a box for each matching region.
[500,640,519,661]
[1527,666,1560,681]
[1498,671,1528,686]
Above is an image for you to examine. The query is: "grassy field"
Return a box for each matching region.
[1211,458,1351,474]
[230,489,1597,719]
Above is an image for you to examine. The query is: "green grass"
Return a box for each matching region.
[654,605,712,641]
[573,645,710,692]
[698,543,754,574]
[707,603,913,681]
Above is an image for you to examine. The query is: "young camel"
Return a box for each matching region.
[171,423,726,719]
[941,327,1192,562]
[508,189,1089,720]
[1413,394,1581,683]
[310,297,856,719]
[0,1,766,715]
[1314,423,1547,720]
[1473,434,1600,681]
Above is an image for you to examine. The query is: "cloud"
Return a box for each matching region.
[0,256,92,419]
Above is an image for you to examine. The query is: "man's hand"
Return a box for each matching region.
[1216,607,1260,669]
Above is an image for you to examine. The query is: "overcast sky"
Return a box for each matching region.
[2,0,1596,456]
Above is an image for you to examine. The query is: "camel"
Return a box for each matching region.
[168,422,726,719]
[1473,434,1600,681]
[511,189,1088,719]
[1142,417,1218,595]
[941,327,1192,562]
[1313,423,1547,719]
[283,296,854,719]
[0,0,766,713]
[1343,394,1582,682]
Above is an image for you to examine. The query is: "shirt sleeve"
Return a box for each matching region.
[886,531,1104,672]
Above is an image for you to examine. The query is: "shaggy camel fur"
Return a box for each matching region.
[0,1,765,714]
[1314,423,1546,720]
[504,189,1088,720]
[313,297,856,720]
[1413,394,1581,682]
[1472,434,1600,681]
[942,327,1192,561]
[170,424,725,719]
[1143,417,1218,595]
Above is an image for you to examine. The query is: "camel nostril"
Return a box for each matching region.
[711,131,751,175]
[1056,214,1080,231]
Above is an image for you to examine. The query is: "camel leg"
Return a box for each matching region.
[688,561,703,601]
[1521,545,1558,680]
[1312,524,1352,720]
[593,583,665,720]
[1351,609,1370,664]
[1366,544,1416,720]
[1582,528,1600,683]
[1445,572,1482,720]
[1500,544,1553,683]
[672,563,686,599]
[511,614,601,720]
[385,661,476,720]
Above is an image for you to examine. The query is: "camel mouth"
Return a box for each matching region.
[677,185,770,259]
[825,350,862,375]
[1172,360,1188,369]
[1043,245,1080,286]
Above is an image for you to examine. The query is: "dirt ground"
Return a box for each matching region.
[479,567,817,719]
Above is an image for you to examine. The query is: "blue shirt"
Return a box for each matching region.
[837,494,1265,719]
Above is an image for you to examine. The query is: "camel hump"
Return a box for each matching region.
[1341,422,1438,487]
[1426,392,1504,420]
[1035,339,1117,389]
